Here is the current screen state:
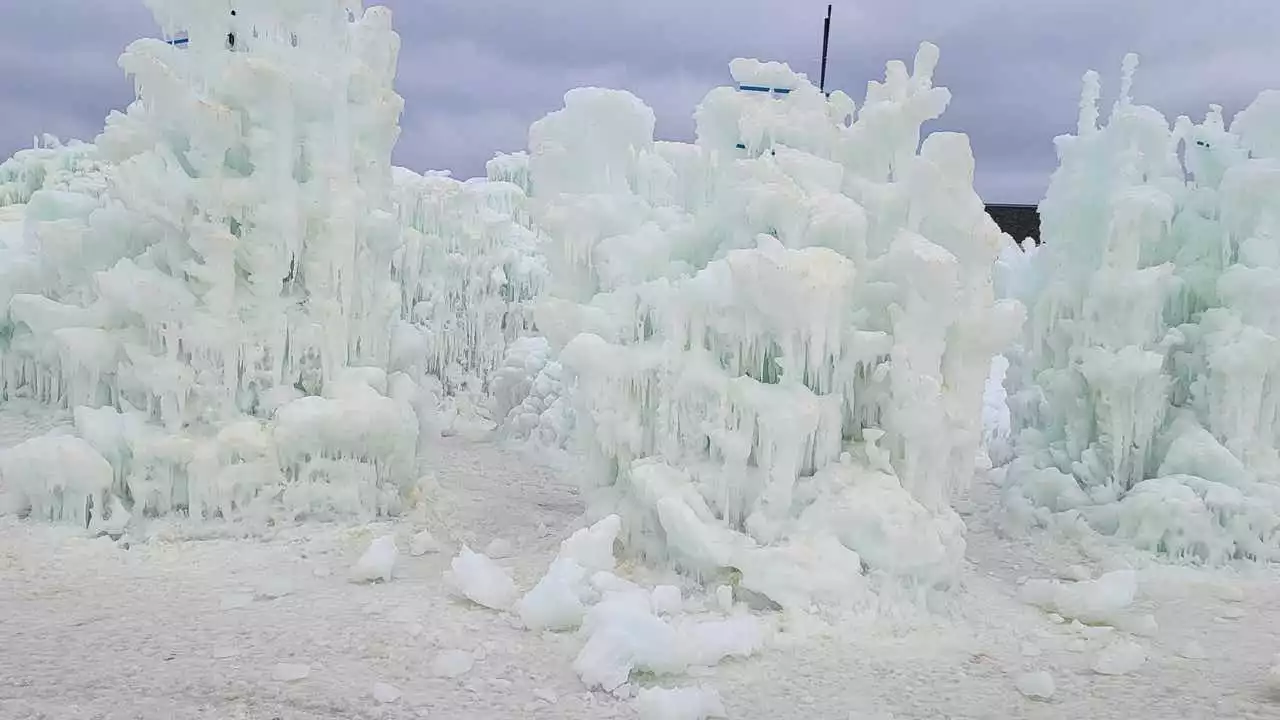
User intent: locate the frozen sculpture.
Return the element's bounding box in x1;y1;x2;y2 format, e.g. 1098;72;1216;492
1005;55;1280;564
493;46;1023;607
0;0;541;526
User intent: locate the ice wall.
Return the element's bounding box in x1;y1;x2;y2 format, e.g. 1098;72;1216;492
1005;55;1280;563
0;1;434;524
507;46;1023;609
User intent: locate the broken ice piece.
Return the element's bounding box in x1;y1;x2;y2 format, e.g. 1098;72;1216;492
448;547;518;610
255;579;294;599
273;663;312;682
485;537;514;559
715;585;733;613
1015;671;1055;700
652;585;683;615
533;688;558;704
1092;638;1146;675
372;682;402;704
431;649;475;678
219;593;254;610
636;685;727;720
410;529;443;556
1178;640;1207;660
350;534;398;583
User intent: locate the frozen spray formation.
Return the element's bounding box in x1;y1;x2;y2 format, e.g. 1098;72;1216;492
0;1;540;525
496;46;1023;606
1005;55;1280;563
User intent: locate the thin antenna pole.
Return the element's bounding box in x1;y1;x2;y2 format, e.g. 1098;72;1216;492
819;4;832;93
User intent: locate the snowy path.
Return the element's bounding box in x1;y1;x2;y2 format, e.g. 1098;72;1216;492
2;418;1279;719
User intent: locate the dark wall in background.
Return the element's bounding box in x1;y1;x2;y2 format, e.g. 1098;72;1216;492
986;204;1040;247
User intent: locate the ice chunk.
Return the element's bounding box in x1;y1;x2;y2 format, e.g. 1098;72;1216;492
559;514;622;573
573;592;766;691
272;663;312;682
635;686;727;720
350;535;398;583
448;547;518;611
517;557;589;631
651;585;683;616
1020;569;1137;626
485;537;515;559
1092;638;1147;675
431;649;475;678
372;682;401;704
1015;671;1055;700
1178;641;1207;660
410;529;443;556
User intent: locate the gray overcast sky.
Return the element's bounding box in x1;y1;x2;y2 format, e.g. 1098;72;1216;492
2;1;1277;203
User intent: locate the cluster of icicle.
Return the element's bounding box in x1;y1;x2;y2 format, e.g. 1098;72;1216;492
389;168;546;397
491;45;1023;610
1004;55;1280;564
0;0;525;527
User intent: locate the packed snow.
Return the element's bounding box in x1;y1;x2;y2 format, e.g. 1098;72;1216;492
1;0;1279;718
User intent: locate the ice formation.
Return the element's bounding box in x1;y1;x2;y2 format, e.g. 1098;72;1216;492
0;1;544;526
496;45;1021;608
1004;54;1280;563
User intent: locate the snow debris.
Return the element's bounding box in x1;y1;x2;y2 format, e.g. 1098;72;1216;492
635;685;727;720
350;534;398;583
1014;671;1056;700
1092;638;1147;675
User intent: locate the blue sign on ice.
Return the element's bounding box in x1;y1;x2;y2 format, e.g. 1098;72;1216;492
736;84;792;95
165;32;189;47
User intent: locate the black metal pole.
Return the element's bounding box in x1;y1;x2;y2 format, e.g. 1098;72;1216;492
819;4;832;93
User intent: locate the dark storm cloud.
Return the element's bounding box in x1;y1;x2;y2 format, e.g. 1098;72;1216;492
3;1;1278;203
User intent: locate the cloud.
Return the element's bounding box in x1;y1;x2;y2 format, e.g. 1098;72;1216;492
2;0;1278;203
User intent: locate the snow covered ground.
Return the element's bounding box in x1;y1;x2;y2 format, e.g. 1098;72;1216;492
2;405;1277;720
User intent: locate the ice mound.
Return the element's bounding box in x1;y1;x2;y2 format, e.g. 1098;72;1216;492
0;435;115;527
1004;53;1280;563
501;44;1021;609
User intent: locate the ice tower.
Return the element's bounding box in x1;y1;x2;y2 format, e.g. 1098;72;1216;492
0;0;426;524
1005;56;1280;564
495;45;1023;610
